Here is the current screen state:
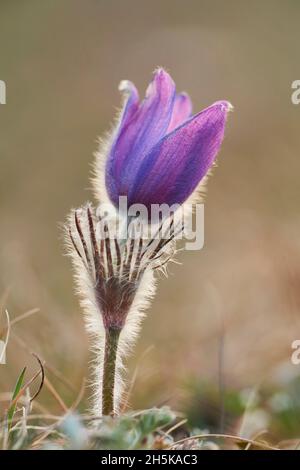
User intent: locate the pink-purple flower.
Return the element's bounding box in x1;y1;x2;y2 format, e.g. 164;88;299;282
105;68;231;211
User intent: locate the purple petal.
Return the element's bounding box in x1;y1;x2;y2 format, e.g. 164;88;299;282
105;80;139;200
117;80;140;131
106;69;176;206
129;101;231;208
167;92;192;132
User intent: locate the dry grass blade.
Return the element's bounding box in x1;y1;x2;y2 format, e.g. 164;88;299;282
164;418;188;436
11;331;76;393
169;433;279;451
9;308;40;327
244;430;269;450
8;357;45;413
43;377;68;413
31;377;86;448
30;353;45;403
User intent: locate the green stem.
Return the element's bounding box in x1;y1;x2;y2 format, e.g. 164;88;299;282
102;327;121;415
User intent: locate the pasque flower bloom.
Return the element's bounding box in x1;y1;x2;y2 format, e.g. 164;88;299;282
104;68;231;212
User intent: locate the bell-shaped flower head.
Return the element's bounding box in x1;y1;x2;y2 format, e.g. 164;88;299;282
101;68;231;214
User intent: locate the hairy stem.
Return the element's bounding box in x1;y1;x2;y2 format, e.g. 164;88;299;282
102;327;121;415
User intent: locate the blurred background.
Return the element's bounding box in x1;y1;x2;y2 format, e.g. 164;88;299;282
1;0;300;439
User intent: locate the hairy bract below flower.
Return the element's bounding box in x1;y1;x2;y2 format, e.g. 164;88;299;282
67;68;231;417
67;206;180;416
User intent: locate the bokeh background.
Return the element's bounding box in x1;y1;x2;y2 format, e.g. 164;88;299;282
1;0;300;437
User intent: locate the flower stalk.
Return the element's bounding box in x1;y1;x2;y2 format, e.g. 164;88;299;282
102;327;121;415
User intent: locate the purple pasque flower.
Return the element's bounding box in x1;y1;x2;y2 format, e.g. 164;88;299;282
105;68;231;212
